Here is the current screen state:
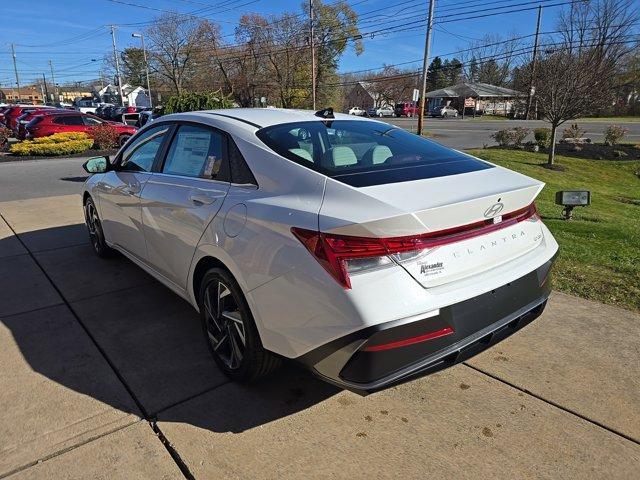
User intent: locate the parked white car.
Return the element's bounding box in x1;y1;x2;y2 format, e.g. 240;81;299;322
82;108;558;393
348;106;365;116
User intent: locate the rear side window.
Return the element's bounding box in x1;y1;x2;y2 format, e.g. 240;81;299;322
162;125;224;179
54;115;84;126
256;120;493;187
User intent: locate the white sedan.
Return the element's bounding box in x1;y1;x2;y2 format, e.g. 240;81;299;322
348;106;366;116
82;108;558;393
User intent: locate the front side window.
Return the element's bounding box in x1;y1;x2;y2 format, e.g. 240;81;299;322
256;120;493;187
162;125;224;179
83;116;102;126
120;125;169;172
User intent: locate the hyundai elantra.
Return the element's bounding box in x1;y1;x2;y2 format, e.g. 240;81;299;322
82;108;558;393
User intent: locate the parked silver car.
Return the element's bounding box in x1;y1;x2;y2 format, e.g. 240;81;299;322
430;105;459;118
366;106;395;117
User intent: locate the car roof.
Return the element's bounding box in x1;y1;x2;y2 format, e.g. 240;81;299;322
170;108;378;130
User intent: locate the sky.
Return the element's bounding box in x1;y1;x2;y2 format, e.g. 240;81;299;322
0;0;583;89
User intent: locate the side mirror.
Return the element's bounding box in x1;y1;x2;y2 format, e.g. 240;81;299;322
82;156;111;174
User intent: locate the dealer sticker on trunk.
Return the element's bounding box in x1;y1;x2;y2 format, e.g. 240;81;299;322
405;220;544;288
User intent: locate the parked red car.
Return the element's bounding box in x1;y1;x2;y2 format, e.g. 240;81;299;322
0;106;12;125
394;102;420;117
26;111;137;146
4;105;56;132
16;108;70;140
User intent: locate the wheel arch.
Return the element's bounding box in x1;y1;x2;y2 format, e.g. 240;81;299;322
192;255;232;307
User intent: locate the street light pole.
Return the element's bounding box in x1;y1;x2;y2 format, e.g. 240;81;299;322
525;5;542;120
416;0;435;137
48;60;57;102
11;44;21;100
110;25;125;106
132;33;152;108
309;0;316;110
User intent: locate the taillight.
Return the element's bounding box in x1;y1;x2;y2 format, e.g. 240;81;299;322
292;203;538;289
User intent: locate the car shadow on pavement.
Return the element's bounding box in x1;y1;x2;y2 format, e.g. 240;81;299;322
0;224;339;434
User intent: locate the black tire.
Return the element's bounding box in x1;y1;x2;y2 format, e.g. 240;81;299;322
118;134;131;147
198;268;280;382
83;197;115;258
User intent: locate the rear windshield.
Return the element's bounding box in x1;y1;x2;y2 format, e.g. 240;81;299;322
256;120;492;187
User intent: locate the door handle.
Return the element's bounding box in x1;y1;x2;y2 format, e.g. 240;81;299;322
188;192;217;205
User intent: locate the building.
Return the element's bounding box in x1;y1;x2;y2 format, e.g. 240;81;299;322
57;88;94;103
0;85;44;104
344;81;381;111
426;82;524;116
95;84;150;107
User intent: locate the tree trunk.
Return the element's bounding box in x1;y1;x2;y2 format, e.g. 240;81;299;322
547;122;558;166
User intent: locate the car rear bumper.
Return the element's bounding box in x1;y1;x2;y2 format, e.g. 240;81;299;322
298;254;555;394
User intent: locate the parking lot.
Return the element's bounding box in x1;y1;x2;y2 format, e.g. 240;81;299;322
1;161;639;478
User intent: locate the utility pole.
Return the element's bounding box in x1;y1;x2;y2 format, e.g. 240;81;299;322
111;25;125;106
525;5;542;120
11;44;21;100
132;33;152;108
48;60;57;102
416;0;435;137
42;73;49;103
309;0;316;110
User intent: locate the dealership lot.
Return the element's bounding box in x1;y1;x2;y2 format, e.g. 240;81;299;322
0;188;638;478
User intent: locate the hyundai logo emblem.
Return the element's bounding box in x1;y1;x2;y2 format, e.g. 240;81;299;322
484;202;504;218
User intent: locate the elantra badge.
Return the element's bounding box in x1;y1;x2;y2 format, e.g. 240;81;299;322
484;202;504;218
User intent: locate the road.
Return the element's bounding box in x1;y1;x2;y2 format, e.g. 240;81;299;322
1;117;638;202
381;117;640;149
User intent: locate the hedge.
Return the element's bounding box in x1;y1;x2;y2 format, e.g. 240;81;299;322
10;132;94;156
164;90;234;114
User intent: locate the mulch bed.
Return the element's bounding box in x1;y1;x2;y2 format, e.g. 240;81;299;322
486;142;640;161
0;148;119;163
550;142;640;161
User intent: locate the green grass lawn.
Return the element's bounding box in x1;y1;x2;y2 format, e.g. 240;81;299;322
467;149;640;312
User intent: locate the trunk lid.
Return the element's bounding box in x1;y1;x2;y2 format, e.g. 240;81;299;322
319;165;546;287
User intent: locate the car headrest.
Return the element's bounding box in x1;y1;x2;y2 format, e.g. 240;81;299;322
328;146;357;167
289;148;313;163
362;145;393;165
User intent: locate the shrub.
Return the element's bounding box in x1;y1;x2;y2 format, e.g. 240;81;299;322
511;127;529;146
9;132;93;157
491;127;530;147
164;90;234;114
491;129;512;147
534;128;551;148
604;125;628;146
88;124;120;149
562;123;586;140
0;126;12;150
30;132;88;144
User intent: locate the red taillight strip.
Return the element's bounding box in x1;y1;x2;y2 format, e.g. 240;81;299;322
362;327;454;352
291;203;538;289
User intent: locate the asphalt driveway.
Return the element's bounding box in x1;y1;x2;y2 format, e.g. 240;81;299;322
0;193;638;479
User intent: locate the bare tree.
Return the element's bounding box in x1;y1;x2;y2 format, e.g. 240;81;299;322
367;65;415;106
145;13;204;95
461;33;523;85
535;0;638;166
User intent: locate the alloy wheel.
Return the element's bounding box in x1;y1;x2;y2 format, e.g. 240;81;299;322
84;201;102;252
202;280;246;370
